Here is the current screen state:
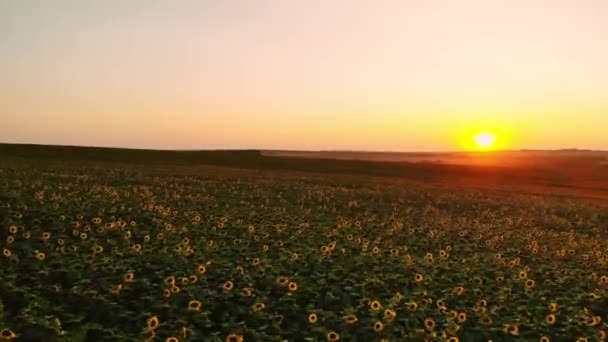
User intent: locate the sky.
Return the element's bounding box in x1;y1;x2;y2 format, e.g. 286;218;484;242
1;0;607;151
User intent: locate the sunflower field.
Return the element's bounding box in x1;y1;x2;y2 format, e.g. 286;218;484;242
1;159;608;342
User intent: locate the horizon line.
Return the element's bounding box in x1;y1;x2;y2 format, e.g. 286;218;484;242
1;141;606;154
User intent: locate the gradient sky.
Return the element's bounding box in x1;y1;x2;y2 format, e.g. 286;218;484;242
2;0;607;151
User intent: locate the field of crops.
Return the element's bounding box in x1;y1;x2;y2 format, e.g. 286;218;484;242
1;156;608;342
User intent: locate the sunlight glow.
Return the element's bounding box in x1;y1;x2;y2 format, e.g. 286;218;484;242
474;132;497;150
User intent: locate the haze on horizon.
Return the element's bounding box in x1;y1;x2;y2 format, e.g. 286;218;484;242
2;0;607;152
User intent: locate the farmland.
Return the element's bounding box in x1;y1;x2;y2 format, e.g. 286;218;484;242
1;144;608;341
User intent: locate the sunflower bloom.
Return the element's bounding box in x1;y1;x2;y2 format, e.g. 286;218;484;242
343;314;358;324
308;313;318;324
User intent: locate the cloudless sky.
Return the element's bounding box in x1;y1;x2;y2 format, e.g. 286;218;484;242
2;0;607;151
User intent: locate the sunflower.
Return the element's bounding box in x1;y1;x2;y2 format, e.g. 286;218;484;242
252;258;261;266
234;265;245;276
110;283;123;295
505;324;519;336
326;331;340;341
518;270;527;280
415;274;424;282
540;336;550;342
308;313;318;324
0;329;16;340
147;316;160;330
525;279;535;289
424;318;435;330
170;285;180;294
125;272;135;283
546;314;556;325
263;245;269;252
180;277;189;286
189;275;198;284
165;276;176;286
453;286;464;296
5;236;14;244
92;245;104;254
188;300;202;311
166;338;179;342
35;252;45;261
480;315;493;326
373;321;384;332
370;300;382;311
344;314;358;324
196;265;207;274
240;287;253;297
601;275;608;285
586;293;600;301
408;302;418;312
384;309;396;321
80;233;88;240
163;289;171;298
447;338;459;342
587;316;601;327
222;281;234;292
288;282;298;292
575;338;588;342
474;305;487;315
372;246;380;254
8;226;18;234
2;249;10;258
457;312;467;323
225;334;244;342
252;302;266;312
42;232;51;241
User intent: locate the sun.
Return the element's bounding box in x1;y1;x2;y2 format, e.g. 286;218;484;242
473;131;497;150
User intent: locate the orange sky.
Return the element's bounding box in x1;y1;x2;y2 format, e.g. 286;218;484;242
1;0;607;151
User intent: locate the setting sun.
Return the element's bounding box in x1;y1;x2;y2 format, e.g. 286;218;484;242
474;132;497;150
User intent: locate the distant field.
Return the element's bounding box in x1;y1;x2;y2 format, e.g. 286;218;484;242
2;143;607;203
1;144;608;341
263;149;608;167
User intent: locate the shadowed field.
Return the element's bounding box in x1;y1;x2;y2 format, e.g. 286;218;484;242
2;143;608;203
